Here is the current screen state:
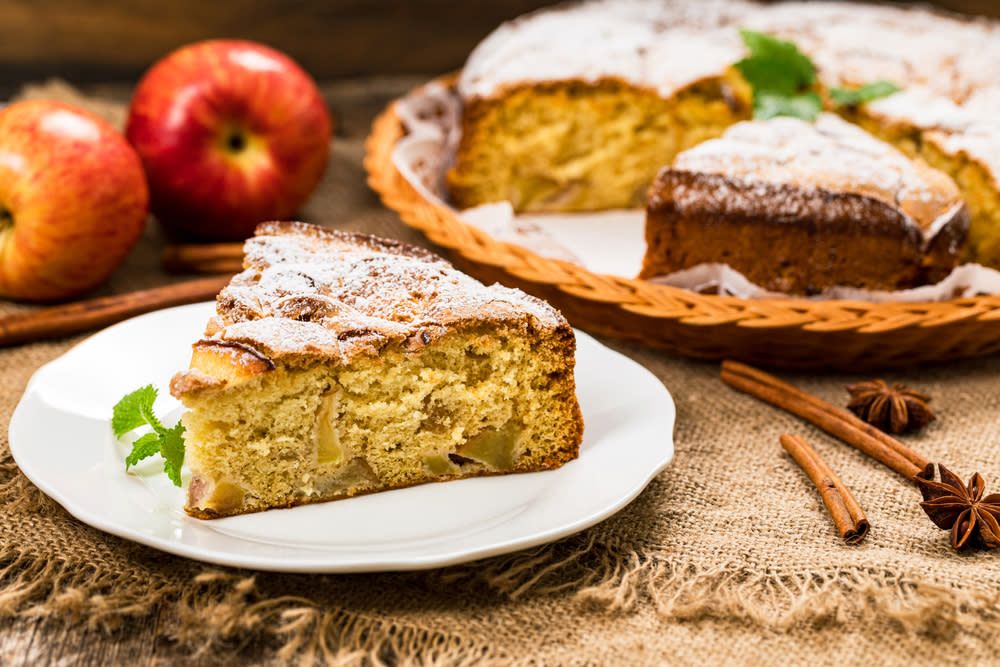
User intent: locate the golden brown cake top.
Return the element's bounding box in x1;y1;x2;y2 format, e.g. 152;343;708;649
662;114;965;239
187;222;569;371
459;1;999;101
458;0;752;100
457;0;1000;187
864;87;1000;190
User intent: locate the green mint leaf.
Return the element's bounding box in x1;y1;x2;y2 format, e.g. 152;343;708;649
735;57;800;96
139;399;165;435
735;29;898;122
754;91;823;121
125;432;162;469
736;29;821;122
829;80;900;108
111;385;158;438
158;423;186;488
737;29;815;92
113;385;186;487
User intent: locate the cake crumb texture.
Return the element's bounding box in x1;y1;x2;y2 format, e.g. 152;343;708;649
171;223;583;518
639;115;969;294
448;0;1000;267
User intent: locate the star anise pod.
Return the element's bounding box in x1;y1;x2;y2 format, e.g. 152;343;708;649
846;379;935;434
916;464;1000;551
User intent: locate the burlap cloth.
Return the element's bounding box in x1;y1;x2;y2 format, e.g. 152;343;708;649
1;80;998;666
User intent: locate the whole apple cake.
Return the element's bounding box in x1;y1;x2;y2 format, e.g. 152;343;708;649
170;222;583;518
639;114;969;294
447;0;1000;268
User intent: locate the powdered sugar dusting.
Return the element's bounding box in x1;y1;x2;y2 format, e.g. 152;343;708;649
863;87;1000;189
458;0;1000;187
461;0;1000;103
390;75;1000;303
670;114;964;240
459;1;749;100
208;222;568;362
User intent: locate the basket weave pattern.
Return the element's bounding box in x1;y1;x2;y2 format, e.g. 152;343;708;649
364;98;1000;370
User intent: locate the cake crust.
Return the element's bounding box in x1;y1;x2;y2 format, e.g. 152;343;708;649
172;221;572;394
172;222;584;519
640;115;969;294
663;115;966;240
447;76;749;212
448;0;1000;267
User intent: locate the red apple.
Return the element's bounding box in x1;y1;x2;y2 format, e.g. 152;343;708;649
125;40;332;241
0;100;148;302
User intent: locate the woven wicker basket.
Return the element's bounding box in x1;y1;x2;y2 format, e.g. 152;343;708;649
364;89;1000;371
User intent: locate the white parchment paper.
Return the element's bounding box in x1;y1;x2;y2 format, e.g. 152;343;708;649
392;82;1000;302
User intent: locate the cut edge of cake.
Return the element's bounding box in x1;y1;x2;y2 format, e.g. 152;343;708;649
445;0;1000;268
170;222;584;519
639;114;969;294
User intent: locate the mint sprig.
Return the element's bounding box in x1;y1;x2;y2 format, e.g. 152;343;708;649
123;432;161;467
736;29;816;95
735;30;899;121
158;424;186;487
829;81;901;108
736;29;821;121
112;385;185;487
754;91;824;121
111;385;158;437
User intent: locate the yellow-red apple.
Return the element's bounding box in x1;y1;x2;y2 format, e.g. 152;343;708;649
126;40;332;241
0;101;148;302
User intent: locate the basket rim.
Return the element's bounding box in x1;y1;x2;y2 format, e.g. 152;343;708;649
363;79;1000;334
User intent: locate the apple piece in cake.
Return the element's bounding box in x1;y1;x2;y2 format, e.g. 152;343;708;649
169;222;583;518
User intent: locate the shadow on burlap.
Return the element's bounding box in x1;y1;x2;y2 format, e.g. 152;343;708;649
1;81;998;666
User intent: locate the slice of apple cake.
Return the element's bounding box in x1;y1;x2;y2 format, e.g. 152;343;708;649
170;222;583;518
640;114;969;295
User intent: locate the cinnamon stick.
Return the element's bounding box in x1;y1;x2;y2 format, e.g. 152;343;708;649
721;360;930;480
162;243;244;274
726;361;929;469
780;434;870;545
0;276;231;347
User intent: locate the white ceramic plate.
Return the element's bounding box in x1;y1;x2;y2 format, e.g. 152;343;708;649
9;303;674;573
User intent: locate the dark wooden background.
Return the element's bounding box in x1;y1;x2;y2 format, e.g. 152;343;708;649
0;0;996;93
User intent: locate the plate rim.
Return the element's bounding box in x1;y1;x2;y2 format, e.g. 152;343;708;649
9;302;675;573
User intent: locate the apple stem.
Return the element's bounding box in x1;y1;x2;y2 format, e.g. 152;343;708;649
0;207;12;232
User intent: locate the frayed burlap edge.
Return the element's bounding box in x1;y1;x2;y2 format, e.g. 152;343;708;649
4;503;1000;666
0;552;504;666
168;572;504;666
0;463;505;666
438;533;1000;639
